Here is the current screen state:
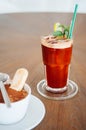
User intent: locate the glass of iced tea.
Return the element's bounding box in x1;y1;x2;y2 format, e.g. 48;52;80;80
41;36;72;93
37;23;78;100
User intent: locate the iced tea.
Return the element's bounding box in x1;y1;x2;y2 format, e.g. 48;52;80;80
41;36;73;92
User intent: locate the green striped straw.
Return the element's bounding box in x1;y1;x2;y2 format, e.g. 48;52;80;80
69;4;78;39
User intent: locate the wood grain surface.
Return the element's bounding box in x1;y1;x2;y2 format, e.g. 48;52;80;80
0;13;86;130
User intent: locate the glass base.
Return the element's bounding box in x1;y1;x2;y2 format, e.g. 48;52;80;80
45;84;67;93
37;79;78;100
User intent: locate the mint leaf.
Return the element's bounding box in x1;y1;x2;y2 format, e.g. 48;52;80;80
64;28;69;38
53;31;63;37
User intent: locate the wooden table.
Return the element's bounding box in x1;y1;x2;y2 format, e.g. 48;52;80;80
0;13;86;130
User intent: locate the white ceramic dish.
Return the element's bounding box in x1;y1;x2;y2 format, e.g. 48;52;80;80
0;83;31;124
0;95;45;130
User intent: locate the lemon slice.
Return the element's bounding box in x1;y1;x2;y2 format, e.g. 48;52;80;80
10;68;28;91
54;23;62;32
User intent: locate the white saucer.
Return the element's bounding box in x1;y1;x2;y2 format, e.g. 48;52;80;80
0;95;45;130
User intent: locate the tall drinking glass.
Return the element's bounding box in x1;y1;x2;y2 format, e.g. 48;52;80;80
37;35;78;100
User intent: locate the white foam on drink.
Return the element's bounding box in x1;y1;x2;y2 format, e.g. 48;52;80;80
41;35;73;49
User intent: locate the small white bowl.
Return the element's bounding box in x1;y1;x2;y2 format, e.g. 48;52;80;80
0;83;31;124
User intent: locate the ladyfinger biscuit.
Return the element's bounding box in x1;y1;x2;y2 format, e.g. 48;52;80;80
10;68;28;91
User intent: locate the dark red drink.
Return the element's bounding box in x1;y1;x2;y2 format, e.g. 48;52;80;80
41;36;73;92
